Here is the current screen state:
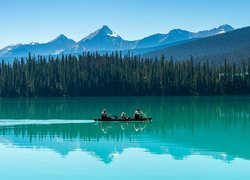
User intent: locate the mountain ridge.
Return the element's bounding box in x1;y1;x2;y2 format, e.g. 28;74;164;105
143;26;250;64
0;24;235;61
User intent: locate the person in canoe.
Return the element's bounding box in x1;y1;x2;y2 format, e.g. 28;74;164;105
134;108;144;119
121;112;127;120
101;109;112;120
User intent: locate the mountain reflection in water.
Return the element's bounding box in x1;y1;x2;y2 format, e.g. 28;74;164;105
0;96;249;164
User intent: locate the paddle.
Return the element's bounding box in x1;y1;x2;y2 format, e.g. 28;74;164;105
140;111;146;118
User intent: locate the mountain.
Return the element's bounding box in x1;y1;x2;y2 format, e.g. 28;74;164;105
78;25;134;51
45;34;76;54
0;44;23;56
143;27;250;64
66;24;234;55
0;34;76;60
0;24;235;61
192;24;234;38
133;24;234;49
133;30;192;49
66;25;135;53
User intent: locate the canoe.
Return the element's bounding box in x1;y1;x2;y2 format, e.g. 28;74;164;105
94;117;152;122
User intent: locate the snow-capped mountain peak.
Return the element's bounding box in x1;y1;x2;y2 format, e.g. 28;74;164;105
0;44;23;56
218;24;234;30
216;24;234;34
191;24;234;38
81;25;121;42
77;25;124;51
101;25;120;38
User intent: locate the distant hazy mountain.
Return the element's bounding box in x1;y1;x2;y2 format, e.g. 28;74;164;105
133;29;192;49
143;27;250;64
0;34;76;59
133;24;234;49
0;24;234;61
192;24;234;38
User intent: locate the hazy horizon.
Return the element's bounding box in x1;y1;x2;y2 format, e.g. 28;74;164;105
0;0;249;48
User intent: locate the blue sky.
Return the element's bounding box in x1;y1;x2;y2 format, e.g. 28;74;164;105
0;0;249;48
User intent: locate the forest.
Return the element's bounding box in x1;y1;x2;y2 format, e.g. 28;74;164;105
0;52;249;97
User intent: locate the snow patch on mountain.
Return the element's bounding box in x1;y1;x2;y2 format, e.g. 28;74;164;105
29;42;39;45
6;47;12;51
54;49;64;55
107;32;119;37
217;30;226;34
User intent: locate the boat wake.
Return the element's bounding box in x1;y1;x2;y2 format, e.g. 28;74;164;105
0;119;94;126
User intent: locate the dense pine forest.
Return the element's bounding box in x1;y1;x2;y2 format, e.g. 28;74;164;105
0;52;249;97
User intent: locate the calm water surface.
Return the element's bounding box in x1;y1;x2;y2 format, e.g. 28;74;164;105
0;96;250;180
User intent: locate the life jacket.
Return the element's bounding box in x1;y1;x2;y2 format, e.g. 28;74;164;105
134;114;140;119
134;111;140;119
101;112;107;119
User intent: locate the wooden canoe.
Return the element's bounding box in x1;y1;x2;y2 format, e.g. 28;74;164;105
94;117;152;122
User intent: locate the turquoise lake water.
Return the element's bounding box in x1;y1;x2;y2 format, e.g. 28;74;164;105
0;96;250;180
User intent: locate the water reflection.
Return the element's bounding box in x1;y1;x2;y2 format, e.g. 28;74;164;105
98;121;150;134
0;96;249;122
0;96;249;164
0;119;249;164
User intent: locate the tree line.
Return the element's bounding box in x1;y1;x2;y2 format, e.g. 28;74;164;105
0;52;249;97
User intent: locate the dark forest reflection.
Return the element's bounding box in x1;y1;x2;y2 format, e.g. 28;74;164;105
0;96;250;163
0;96;249;123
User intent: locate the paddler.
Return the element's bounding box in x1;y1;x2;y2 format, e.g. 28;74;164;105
101;109;112;120
121;112;126;120
134;108;143;119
